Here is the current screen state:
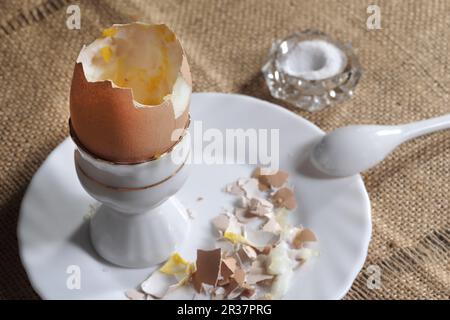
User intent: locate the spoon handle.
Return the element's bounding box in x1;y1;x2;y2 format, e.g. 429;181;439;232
401;114;450;140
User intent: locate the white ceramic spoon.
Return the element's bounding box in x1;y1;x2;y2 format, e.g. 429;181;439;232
311;114;450;177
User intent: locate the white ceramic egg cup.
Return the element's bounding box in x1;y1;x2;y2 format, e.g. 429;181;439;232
71;122;191;268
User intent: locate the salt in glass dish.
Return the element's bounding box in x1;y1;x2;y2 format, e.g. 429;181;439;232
262;30;362;112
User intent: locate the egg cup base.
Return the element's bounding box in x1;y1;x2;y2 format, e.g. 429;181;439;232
90;197;190;268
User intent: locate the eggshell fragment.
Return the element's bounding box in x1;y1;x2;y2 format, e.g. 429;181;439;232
70;23;191;163
141;271;178;298
241;285;256;299
212;214;230;234
219;257;237;285
262;217;282;234
232;268;246;286
246;255;273;285
246;273;274;285
226;178;260;198
239;178;260;198
215;239;235;253
192;249;222;293
211;286;226;300
225;181;246;196
246;229;280;249
272;187;297;210
125;289;146;300
221;268;245;299
238;245;258;262
223;215;244;236
292;228;317;248
223;278;240;298
252;168;288;190
247;197;274;216
234;207;255;223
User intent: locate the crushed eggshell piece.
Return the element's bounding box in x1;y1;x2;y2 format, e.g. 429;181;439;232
248;197;274;216
238;178;260;198
253;167;289;190
262;217;282;234
257;293;274;300
212;214;230;234
192;249;222;293
223;269;246;299
264;171;288;188
212;286;226;300
246;229;280;249
215;239;235;253
224;215;243;234
234;207;255;223
219;257;237;285
246;273;274;285
233;268;246;286
223;278;240;298
225;181;246;196
292;228;317;249
241;285;256;299
222;216;246;244
222;257;237;274
226;178;260;198
238;245;258;262
250;255;268;271
141;271;178;298
272;187;297;210
125;289;146;300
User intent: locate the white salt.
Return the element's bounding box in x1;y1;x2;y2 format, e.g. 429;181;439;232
279;40;347;80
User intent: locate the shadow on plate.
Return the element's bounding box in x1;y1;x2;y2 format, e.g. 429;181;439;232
68;217;117;268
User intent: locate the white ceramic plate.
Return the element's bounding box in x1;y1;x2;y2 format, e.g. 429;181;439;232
18;93;371;300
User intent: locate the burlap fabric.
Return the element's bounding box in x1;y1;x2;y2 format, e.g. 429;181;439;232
0;0;449;300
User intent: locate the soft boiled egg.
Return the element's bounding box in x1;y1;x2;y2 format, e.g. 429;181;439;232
70;22;192;163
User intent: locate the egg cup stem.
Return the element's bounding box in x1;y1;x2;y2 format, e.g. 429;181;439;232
90;198;190;268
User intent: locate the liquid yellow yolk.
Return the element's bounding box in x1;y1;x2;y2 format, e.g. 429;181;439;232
102;27;117;38
144;43;170;105
96;25;177;105
154;24;176;43
164;32;175;43
159;253;190;275
100;46;112;63
224;232;248;244
112;58;126;87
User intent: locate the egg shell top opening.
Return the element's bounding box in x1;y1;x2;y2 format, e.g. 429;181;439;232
70;23;191;163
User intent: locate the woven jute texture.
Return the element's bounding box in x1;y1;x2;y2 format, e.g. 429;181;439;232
0;0;449;299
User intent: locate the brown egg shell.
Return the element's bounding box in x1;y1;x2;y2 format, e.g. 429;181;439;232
70;56;191;164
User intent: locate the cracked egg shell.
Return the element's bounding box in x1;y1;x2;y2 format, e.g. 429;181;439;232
70;23;191;163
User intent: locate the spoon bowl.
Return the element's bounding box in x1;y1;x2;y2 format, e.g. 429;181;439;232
311;114;450;177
